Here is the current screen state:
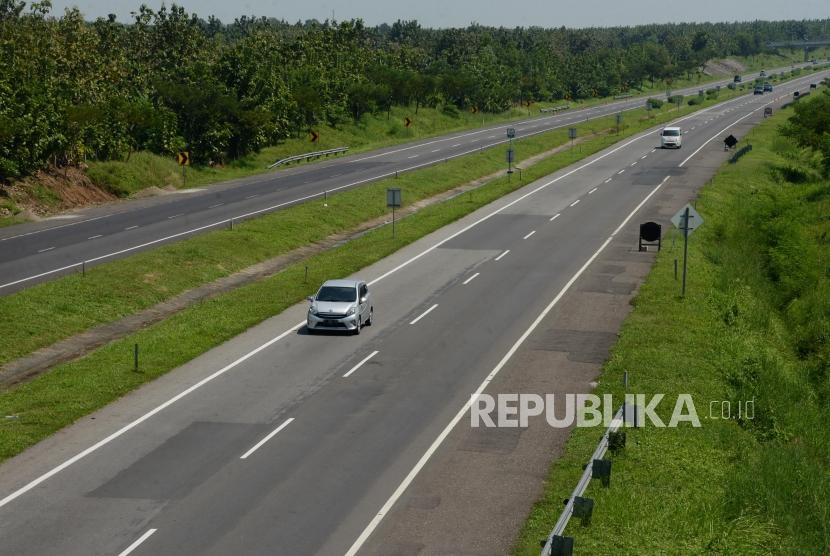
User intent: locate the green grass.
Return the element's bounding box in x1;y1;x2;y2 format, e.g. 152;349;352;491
0;86;756;372
514;92;830;555
0;85;764;463
0;198;23;227
77;53;830;199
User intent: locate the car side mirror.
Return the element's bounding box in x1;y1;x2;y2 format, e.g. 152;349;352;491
307;296;314;303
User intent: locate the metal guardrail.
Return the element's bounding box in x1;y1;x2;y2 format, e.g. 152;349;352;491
540;404;626;556
540;105;570;114
268;146;349;169
613;93;633;100
729;144;753;164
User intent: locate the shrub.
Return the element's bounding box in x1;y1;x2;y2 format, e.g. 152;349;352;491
646;98;664;109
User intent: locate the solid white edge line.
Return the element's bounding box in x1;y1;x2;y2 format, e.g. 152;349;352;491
239;417;295;460
523;230;536;240
1;72;812;506
118;528;157;556
0;322;303;509
1;71;798;291
342;351;380;379
679;102;767;167
494;249;510;261
409;304;438;325
570;199;580;207
462;273;480;285
344;174;673;556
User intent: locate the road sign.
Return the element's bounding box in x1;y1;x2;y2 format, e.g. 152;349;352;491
386;188;401;208
724;134;738;149
568;128;577;140
671;204;703;237
176;151;190;166
387;188;402;238
506;128;516;139
404;117;412;128
310;130;319;143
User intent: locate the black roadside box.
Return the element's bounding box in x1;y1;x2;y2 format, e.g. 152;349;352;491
639;222;661;252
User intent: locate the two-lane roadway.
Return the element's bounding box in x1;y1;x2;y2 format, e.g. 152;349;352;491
0;61;821;294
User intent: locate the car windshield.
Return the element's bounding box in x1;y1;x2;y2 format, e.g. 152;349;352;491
316;286;357;302
663;129;680;137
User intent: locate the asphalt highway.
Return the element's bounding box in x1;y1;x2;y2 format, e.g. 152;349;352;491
0;68;825;555
0;61;821;294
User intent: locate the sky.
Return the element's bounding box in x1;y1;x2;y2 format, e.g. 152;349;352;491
47;0;829;28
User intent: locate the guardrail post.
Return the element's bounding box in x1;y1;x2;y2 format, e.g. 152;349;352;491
133;343;139;372
591;459;612;487
572;497;594;526
608;431;626;453
546;535;574;556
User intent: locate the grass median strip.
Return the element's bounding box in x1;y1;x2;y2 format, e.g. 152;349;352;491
0;87;759;373
0;85;765;463
514;93;830;555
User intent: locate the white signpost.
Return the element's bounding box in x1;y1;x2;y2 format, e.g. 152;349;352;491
671;203;704;297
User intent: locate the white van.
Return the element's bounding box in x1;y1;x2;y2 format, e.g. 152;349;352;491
660;127;682;149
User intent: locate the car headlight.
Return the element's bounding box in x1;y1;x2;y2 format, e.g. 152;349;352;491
308;306;317;316
346;306;355;316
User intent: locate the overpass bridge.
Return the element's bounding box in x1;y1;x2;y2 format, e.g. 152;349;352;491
767;39;830;61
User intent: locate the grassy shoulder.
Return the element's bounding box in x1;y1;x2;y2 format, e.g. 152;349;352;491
514;94;830;554
80;53;827;198
0;85;760;463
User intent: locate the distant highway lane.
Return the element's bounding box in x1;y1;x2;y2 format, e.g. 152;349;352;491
0;68;826;555
0;61;821;295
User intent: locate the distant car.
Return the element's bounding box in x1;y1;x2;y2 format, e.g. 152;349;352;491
734;75;742;83
763;83;773;92
810;83;817;89
760;70;767;77
306;279;373;335
763;107;773;118
754;86;764;95
794;91;801;98
660;126;682;149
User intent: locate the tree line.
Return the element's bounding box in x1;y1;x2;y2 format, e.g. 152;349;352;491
1;0;828;180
